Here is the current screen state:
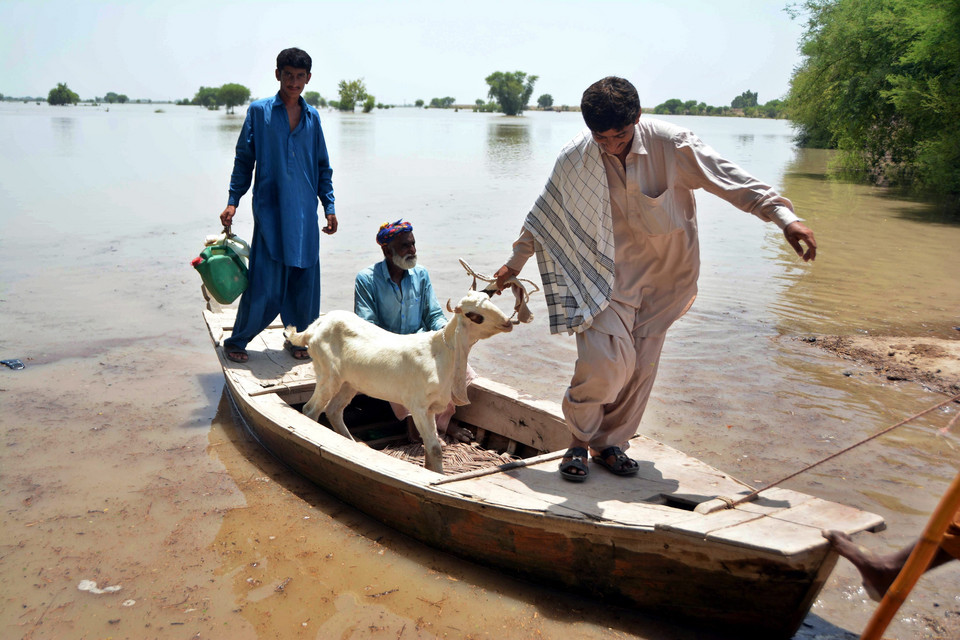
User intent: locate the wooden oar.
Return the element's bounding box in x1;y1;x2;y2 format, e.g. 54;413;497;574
860;468;960;640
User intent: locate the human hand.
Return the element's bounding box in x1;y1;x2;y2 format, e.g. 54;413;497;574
323;213;338;235
784;221;817;262
220;205;236;228
493;265;519;293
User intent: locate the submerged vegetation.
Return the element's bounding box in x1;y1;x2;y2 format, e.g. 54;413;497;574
786;0;960;208
485;71;538;116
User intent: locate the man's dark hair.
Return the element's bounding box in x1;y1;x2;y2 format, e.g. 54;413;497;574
277;48;312;73
580;77;641;132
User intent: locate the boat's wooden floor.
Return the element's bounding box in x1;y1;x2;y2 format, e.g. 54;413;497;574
205;308;884;556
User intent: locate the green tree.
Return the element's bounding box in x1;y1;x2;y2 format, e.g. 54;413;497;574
104;91;120;103
218;83;250;114
485;71;538;116
47;82;79;106
304;91;326;108
731;90;758;109
362;95;376;113
337;78;368;111
760;99;784;119
787;0;960;202
117;94;129;104
429;96;455;108
653;98;683;115
192;86;220;108
537;93;554;109
415;99;424;107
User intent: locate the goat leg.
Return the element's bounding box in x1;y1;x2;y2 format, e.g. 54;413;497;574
411;409;444;473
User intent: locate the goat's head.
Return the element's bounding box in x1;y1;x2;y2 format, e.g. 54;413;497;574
446;290;513;338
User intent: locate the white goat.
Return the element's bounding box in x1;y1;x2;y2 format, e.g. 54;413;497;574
284;290;514;473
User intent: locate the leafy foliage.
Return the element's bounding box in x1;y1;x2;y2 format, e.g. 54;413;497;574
485;71;538;116
192;86;220;108
537;94;554;109
731;90;758;109
47;82;79;106
219;83;250;114
362;95;376;113
104;92;128;104
337;79;368;112
429;96;455;108
304;91;326;108
650;96;786;119
787;0;960;203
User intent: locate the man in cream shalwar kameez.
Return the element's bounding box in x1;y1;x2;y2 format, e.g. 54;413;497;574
495;77;817;481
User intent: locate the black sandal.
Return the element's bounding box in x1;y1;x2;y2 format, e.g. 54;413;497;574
283;340;310;360
225;347;248;363
559;447;589;482
592;446;639;476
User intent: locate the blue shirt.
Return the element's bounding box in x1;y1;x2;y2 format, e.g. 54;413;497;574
354;261;447;334
228;93;335;268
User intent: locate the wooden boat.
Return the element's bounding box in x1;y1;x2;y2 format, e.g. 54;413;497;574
202;291;884;639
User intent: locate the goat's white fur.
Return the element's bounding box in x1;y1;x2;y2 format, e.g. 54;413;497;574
284;290;513;473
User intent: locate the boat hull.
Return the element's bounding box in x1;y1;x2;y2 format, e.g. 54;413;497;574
225;373;836;638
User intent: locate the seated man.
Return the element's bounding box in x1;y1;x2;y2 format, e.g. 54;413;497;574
355;219;474;442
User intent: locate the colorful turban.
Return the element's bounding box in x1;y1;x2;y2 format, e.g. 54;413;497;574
376;219;413;246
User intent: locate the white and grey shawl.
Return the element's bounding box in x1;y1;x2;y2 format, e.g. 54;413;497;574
523;130;615;335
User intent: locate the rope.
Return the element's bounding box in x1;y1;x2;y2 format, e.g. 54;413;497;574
458;258;540;323
729;391;960;508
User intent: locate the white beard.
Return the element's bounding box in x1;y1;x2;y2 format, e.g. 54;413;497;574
391;253;418;270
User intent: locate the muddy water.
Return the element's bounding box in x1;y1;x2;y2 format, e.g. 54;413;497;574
1;104;958;639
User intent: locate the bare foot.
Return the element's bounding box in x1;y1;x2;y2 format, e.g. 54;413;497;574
441;420;473;443
823;530;900;601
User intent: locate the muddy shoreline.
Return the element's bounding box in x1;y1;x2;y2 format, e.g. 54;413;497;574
803;335;960;396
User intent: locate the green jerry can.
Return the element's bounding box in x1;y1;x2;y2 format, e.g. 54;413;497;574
192;232;250;304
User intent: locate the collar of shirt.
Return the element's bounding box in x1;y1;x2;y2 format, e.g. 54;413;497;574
375;259;408;294
268;92;309;128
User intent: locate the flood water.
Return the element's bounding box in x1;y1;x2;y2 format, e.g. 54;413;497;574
1;102;958;639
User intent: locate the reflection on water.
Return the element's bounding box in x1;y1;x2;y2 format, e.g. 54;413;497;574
213;115;244;147
485;119;532;174
51;116;77;155
774;149;960;338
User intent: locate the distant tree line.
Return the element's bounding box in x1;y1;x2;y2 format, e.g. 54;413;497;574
180;83;251;113
103;91;129;104
651;90;786;119
786;0;959;207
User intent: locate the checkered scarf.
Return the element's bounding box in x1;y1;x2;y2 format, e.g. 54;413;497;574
523;130;615;335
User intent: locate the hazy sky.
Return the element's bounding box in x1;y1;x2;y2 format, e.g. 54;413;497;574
2;0;807;107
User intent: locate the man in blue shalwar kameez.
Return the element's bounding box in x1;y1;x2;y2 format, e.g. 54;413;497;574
219;47;337;363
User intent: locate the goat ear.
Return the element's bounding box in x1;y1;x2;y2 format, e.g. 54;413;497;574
465;311;484;324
